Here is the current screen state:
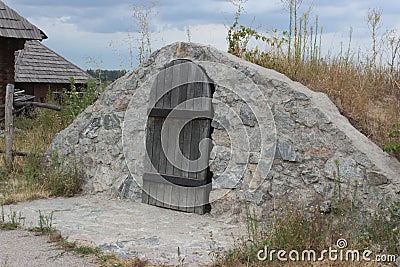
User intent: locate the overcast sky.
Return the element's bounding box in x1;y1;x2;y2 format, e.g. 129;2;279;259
3;0;400;70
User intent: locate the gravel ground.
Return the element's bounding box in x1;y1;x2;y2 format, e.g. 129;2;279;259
0;230;97;267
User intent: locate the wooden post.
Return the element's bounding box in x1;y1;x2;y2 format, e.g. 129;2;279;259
5;84;14;168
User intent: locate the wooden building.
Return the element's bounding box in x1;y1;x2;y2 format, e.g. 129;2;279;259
15;40;91;102
0;1;46;116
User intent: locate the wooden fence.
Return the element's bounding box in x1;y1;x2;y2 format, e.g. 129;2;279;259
1;83;61;169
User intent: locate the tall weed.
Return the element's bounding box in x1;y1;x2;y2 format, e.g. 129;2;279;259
226;1;400;158
61;78;100;125
0;77;99;204
212;167;399;266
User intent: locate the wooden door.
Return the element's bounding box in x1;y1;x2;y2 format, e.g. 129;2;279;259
142;59;213;214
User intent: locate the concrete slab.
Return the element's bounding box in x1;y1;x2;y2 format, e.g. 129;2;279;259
4;195;244;266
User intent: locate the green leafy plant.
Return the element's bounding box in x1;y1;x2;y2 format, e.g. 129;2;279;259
73;245;101;255
29;210;55;234
0;206;23;230
384;123;400;153
177;246;185;267
361;198;400;255
21;150;82;198
61;78;99;125
226;0;278;59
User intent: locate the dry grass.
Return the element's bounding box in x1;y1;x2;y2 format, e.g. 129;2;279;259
228;1;400;159
253;55;400;152
222;7;400;264
0;81;102;205
210;201;399;267
0;179;50;205
0;94;85;205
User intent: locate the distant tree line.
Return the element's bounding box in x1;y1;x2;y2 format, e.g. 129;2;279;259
86;69;127;83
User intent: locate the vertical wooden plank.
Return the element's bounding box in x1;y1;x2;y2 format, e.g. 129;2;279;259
156;182;165;208
151;117;162;173
193;69;204;111
179;124;190;178
200;83;212;181
163;183;173;209
181;122;191;178
175;65;190;178
171;184;181;210
5;84;14;168
186;64;196;111
170;64;182;177
142;180;150;204
179;187;188;212
173;119;183;178
155;70;166;108
159;67;171;176
194;187;205;214
186;187;196;213
178;120;186;175
166;118;177;176
149;82;157;110
163;65;173;109
162;63;174;176
202;82;212;111
165;119;175;176
182;64;195;179
179;62;189;108
158;118;168;175
197;119;210;180
148;182;157;206
189;120;200;179
171;64;181;109
145;117;155;172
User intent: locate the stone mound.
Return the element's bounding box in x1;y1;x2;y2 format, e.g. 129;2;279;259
48;42;400;219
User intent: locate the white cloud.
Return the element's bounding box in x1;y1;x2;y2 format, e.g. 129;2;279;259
5;0;400;70
28;14;230;70
153;23;228;52
28;16;131;69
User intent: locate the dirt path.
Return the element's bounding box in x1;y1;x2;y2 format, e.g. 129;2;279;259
0;230;97;267
1;194;243;266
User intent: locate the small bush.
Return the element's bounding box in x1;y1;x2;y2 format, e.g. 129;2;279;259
61;78;100;125
384;123;400;156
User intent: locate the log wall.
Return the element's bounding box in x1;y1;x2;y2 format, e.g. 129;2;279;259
0;37;25;117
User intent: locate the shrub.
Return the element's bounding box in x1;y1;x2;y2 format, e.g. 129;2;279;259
384;123;400;155
61;78;100;125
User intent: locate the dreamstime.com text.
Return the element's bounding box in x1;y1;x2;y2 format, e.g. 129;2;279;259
257;239;398;263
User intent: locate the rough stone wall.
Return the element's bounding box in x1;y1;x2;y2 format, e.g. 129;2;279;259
48;42;400;219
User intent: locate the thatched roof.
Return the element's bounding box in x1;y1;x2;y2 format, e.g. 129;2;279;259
0;1;46;40
15;40;91;84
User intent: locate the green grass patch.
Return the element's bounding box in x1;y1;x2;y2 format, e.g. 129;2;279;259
0;79;100;205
